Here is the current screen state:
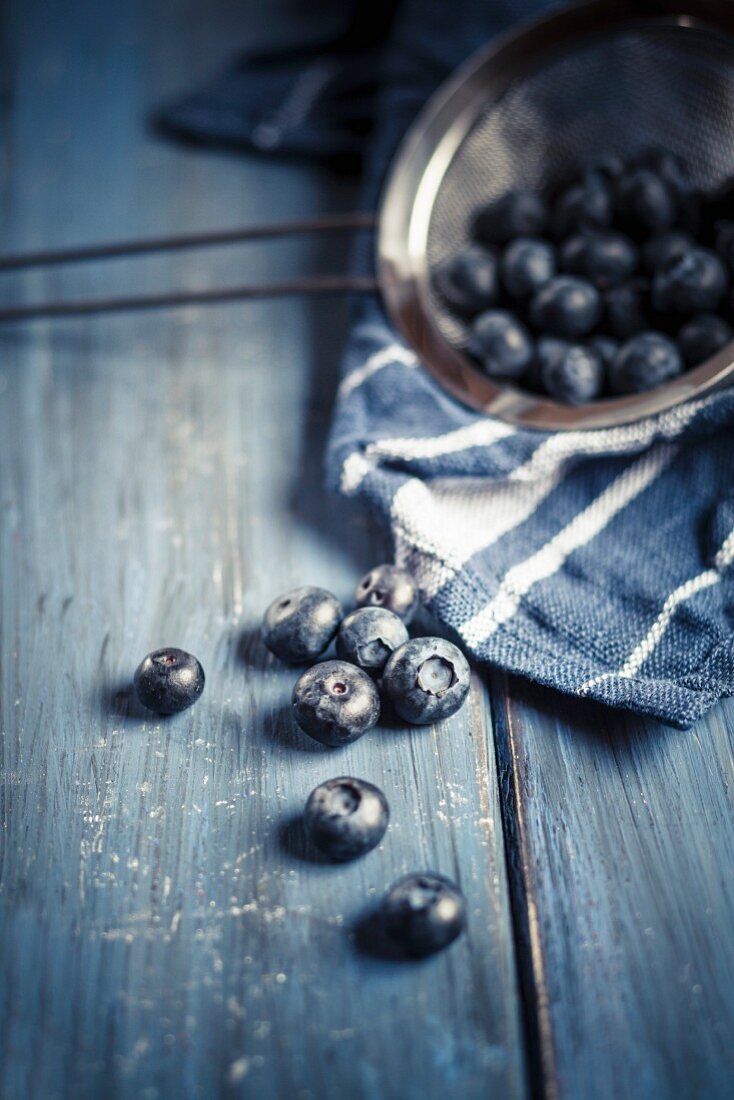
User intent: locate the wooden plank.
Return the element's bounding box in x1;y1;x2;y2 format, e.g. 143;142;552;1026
493;674;734;1100
0;2;528;1097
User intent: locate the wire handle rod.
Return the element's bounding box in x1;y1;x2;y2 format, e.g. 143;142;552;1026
0;275;380;323
0;212;377;271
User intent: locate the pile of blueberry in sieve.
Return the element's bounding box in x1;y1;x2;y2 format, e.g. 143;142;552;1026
436;150;734;404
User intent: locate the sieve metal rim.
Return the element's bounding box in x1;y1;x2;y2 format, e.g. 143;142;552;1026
377;0;734;431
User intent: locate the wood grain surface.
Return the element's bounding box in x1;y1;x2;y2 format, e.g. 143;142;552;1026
0;3;525;1098
493;675;734;1100
0;2;733;1099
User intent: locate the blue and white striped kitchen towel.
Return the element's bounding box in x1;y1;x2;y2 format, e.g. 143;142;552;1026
329;306;734;728
326;0;734;729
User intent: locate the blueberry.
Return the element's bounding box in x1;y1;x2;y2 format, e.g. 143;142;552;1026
541;344;604;404
700;177;734;229
589;155;625;184
133;648;205;715
529;276;601;339
614;168;676;236
560;231;638;288
641;231;693;275
677;314;733;368
500;237;556;299
714;221;734;271
437;243;499;315
292;660;380;747
355;564;419;624
533;335;570;376
383;872;466;956
535;335;571;370
677;189;703;237
336;607;409;676
470;310;534;379
652;248;728;315
551;175;612;239
609;332;683;395
473;189;548;245
304;777;389;860
632;149;691;202
604;280;651;339
262;586;342;663
589;334;620;370
523;336;569;394
382;637;470;725
699;177;734;234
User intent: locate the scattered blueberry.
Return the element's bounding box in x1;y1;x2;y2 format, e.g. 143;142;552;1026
473;189;548;245
133;648;205;715
603;280;651;340
677;314;733;368
262;586;342;663
588;334;620;371
383;872;466;957
652;248;729;315
304;777;389;860
560;230;638;288
615;168;676;236
541;344;604;404
470;310;534;379
551;175;612;239
529;276;602;338
437;243;499;315
336;607;409;676
609;332;683;395
641;231;693;275
355;564;420;624
292;660;381;747
382;637;471;725
501;237;556;299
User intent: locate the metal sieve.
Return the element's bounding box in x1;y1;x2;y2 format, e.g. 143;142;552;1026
3;0;734;431
378;0;734;429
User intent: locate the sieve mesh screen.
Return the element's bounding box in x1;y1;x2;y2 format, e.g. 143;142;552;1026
426;24;734;353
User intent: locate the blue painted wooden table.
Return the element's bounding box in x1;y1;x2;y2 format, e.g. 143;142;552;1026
1;3;733;1098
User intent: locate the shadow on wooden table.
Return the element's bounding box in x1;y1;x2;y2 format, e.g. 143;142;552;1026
107;679;159;722
494;669;682;752
351;906;436;965
289;204;389;575
276;812;348;866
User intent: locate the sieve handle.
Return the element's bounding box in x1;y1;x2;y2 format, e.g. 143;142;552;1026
0;212;379;322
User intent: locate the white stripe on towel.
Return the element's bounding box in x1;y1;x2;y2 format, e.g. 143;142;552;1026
389;469;565;599
341;453;374;494
341;382;719;496
368;418;516;462
338;344;418;399
510;391;720;483
460;444;678;647
376;395;722;598
579;526;734;692
340;418;516;494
